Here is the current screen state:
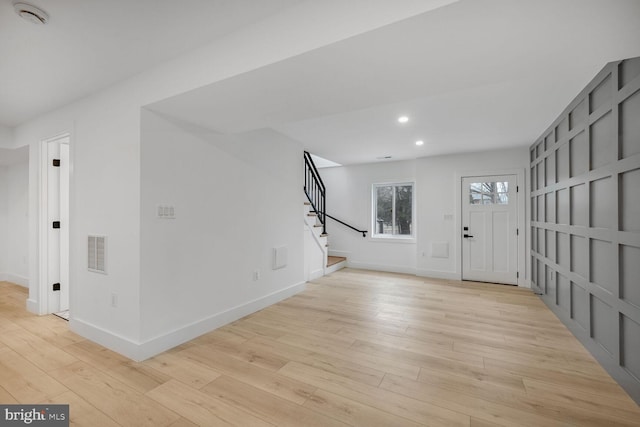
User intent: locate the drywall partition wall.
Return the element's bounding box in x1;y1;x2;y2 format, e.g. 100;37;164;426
320;146;529;279
6;160;29;286
10;2;459;359
139;111;304;357
530;57;640;403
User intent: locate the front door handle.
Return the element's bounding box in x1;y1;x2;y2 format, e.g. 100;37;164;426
464;234;474;238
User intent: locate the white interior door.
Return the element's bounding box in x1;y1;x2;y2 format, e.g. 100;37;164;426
59;143;70;311
46;139;70;313
462;175;518;285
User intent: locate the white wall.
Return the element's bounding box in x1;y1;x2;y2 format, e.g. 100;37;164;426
321;160;418;274
0;125;12;148
321;146;530;281
0;166;7;279
6;160;29;285
138;111;305;358
8;2;453;359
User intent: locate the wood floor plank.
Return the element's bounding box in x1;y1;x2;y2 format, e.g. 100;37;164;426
0;347;68;403
279;361;470;426
49;361;180;427
142;351;222;389
303;388;422;427
0;327;78;372
41;390;120;427
201;375;348;427
146;379;272;427
179;345;316;405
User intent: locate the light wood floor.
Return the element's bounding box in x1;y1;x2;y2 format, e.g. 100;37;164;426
1;269;639;426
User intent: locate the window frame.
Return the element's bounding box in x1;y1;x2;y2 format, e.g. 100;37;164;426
371;181;416;241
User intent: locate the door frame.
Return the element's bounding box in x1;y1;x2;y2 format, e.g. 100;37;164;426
455;168;527;287
37;133;71;314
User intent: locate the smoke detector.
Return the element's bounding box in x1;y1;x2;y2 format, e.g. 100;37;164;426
14;2;49;25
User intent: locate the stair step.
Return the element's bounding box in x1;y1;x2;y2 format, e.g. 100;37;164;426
320;233;328;237
327;256;347;267
313;224;322;228
307;213;317;217
304;202;311;205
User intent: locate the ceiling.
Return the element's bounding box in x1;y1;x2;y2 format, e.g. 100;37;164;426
0;0;299;127
149;0;640;165
2;1;639;166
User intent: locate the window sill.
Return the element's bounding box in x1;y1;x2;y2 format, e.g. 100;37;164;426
370;235;416;244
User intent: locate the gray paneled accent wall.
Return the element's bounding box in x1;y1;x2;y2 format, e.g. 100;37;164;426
530;56;640;404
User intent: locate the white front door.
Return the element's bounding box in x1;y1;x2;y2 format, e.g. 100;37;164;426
462;175;518;285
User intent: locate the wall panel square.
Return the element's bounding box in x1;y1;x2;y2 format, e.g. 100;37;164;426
590;239;615;294
545;192;555;223
545;154;555;186
571;282;588;330
557;143;570;182
557;188;569;225
620;89;640;159
622;315;640;381
557;273;570;312
556;117;569;142
570;131;588;177
590;176;614;229
537;227;545;257
619;57;640;89
545;229;556;262
537;162;545;190
620;168;640;232
571;235;588;279
591;294;616;355
570;99;587;131
570;183;587;227
557;232;569;269
537;194;544;223
590;111;612;170
620;244;640;309
590;74;612;113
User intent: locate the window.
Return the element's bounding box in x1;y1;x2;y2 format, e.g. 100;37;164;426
373;182;414;238
469;181;509;205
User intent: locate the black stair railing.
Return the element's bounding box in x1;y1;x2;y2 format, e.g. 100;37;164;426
304;151;326;235
303;151;367;237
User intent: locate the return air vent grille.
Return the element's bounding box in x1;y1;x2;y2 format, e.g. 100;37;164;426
88;235;107;274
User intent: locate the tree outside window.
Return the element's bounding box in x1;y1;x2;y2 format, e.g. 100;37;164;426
373;183;414;237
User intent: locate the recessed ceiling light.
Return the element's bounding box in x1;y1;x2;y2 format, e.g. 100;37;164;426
14;2;49;24
397;116;409;124
415;140;424;146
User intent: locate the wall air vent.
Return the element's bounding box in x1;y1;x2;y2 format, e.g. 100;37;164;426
88;235;107;274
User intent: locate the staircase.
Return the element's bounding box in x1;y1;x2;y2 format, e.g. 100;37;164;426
303;152;366;278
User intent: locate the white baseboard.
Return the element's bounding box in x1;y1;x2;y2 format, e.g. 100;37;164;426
6;273;29;287
26;298;40;314
348;261;416;275
309;268;324;281
71;281;306;362
0;273;6;281
415;268;459;281
325;260;346;275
